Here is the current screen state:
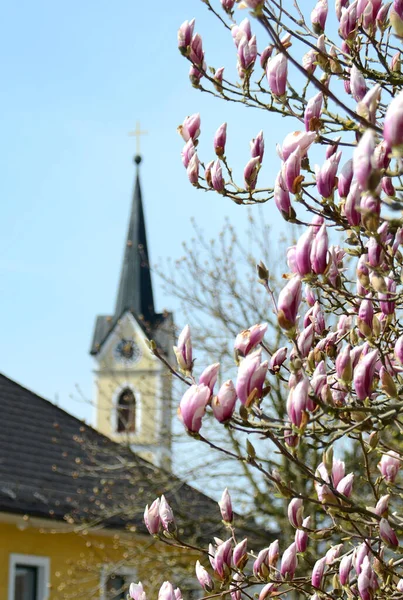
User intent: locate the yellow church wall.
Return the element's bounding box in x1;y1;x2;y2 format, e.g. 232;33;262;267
0;517;196;599
94;313;172;464
96;371;159;446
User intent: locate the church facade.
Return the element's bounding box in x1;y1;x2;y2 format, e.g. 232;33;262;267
90;154;174;471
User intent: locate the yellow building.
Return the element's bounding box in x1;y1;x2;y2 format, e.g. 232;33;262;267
0;153;223;600
0;371;219;600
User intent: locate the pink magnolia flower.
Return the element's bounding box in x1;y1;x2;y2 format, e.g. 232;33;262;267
280;542;297;580
339;1;358;38
199;363;220;393
353;349;378;400
311;0;328;32
181;140;196;168
295;226;314;275
250;130;265;162
158;582;176;600
195;561;213;591
302;49;317;74
391;0;403;37
266;53;288;96
177;19;195;52
336;473;354;497
339;554;353;585
311;223;329;274
304;92;323;131
378;451;401;483
212;380;237;422
179;384;211;432
214;539;233;578
338;159;353;197
277;276;302;330
377;2;391;27
287;378;310;427
173;325;193;372
287;498;304;528
350;64;367;101
270;347;287;372
380;518;399;547
144;498;160;535
130;582;147;600
315;152;341;198
357;557;377;600
353;129;376;191
236;349;268;405
179;113;201;142
258;583;278;600
237;34;257;77
159;495;175;531
189;33;204;67
234;323;268;356
210;159;225;192
395;335;403;364
233;538;248;568
281;130;316;161
384;89;403;148
218;488;233;523
268;539;279;567
283;147;302;194
295;516;311;552
312;557;326;589
244;156;260;190
187;154;200;186
335;344;352;382
231;18;252;47
375;495;390;517
358;84;381;124
297;324;314;358
214;123;227;156
221;0;235;11
253;547;270;579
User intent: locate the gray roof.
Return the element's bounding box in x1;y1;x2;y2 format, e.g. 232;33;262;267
90;310;174;356
0;372;263;544
115;155;155;322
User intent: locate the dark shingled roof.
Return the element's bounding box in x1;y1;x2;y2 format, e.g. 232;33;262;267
90;156;170;356
115;157;154;322
0;372;240;540
90;310;173;357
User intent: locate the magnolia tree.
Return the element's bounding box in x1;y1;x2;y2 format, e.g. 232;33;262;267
132;0;403;599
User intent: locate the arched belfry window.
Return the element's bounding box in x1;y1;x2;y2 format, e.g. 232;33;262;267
117;388;136;433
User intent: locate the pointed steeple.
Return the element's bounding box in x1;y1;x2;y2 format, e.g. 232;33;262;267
114;155;155;322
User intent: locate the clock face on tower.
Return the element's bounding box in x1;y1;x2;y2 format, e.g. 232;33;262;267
114;338;141;364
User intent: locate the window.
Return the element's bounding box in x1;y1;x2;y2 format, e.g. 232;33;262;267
100;566;137;600
105;574;126;599
8;554;50;600
116;388;136;433
15;566;37;600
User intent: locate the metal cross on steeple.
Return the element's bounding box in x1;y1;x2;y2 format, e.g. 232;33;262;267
129;121;148;155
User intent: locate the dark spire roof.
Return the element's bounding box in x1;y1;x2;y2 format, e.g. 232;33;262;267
90;153;174;357
114;155;155;322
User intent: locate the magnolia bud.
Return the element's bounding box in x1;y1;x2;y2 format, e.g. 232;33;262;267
266;53;288;96
288;498;304;528
218;488;233;523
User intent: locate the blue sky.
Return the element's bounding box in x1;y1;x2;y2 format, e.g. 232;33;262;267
0;0;288;423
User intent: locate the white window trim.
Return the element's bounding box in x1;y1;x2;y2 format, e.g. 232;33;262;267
111;382;142;436
8;553;50;600
100;564;137;600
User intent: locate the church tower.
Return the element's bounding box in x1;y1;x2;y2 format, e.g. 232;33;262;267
90;154;174;471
